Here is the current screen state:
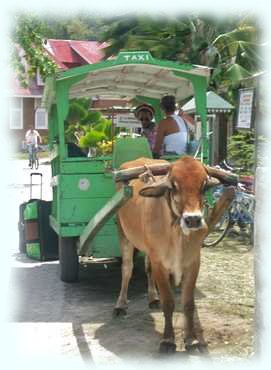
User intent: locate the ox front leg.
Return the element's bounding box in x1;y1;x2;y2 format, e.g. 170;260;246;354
181;256;200;351
114;231;134;317
151;262;176;354
145;255;159;308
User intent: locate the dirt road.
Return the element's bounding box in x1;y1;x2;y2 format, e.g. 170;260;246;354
5;159;255;366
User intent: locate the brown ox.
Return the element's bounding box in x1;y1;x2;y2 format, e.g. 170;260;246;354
114;156;234;354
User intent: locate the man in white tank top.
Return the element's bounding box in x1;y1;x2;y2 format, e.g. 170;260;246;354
152;95;188;158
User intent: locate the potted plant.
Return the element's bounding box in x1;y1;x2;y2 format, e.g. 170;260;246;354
79;130;106;157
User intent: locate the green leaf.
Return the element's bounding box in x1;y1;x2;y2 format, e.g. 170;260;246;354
79;130;106;148
222;63;252;82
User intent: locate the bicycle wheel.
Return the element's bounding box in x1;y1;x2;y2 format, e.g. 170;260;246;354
203;206;231;247
238;222;254;249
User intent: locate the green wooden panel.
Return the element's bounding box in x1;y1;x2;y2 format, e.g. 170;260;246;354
82;223;121;258
52;187;58;219
91;233;121;258
79;185;132;255
112;137;152;169
60;158;112;174
59;174;115;199
59;198;117;223
93;223;118;236
50;216;120;257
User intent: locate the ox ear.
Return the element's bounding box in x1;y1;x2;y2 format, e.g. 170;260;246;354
139;179;172;197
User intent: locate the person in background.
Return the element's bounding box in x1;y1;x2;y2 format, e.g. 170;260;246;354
25;128;42;166
178;108;199;155
152;95;188;159
134;104;157;151
178;108;195;130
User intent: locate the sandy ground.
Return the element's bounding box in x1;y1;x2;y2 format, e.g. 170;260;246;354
4;159;256;367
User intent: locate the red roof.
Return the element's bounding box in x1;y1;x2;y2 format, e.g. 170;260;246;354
11;39;108;96
9;72;43;97
44;39;107;69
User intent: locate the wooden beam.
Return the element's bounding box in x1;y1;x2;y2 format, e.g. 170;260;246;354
113;163;170;182
78;185;133;255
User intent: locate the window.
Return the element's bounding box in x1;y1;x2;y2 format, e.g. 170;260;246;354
35;99;48;129
36;69;44;86
9;98;23;129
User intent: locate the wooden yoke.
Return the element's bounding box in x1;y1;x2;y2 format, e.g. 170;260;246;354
113;163;170;183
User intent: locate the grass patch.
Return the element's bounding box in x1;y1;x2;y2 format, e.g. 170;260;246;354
11;151;50;160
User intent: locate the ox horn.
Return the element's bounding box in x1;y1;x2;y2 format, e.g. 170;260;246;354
205;176;221;189
204;165;239;186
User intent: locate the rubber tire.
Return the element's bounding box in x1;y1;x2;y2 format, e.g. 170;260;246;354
203;208;231;247
59;237;79;282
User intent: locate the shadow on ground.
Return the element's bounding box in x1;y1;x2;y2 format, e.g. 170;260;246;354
10;254;209;361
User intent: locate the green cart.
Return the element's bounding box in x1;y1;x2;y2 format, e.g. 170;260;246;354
42;51;210;282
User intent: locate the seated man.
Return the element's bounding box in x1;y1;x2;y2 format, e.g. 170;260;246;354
67;142;87;157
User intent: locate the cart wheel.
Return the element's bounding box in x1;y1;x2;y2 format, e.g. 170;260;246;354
59;237;79;282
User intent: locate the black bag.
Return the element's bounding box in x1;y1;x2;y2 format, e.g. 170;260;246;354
18;200;36;254
18;173;58;261
24;200;58;261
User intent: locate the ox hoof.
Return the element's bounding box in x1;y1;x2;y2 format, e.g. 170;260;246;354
149;299;160;309
159;340;176;354
184;337;201;352
113;307;127;317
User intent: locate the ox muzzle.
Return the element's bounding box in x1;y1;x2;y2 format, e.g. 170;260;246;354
183;212;204;229
180;211;205;235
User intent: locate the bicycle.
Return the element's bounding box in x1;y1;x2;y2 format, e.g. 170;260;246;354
27;144;39;170
203;182;255;248
203;186;231;247
228;186;255;246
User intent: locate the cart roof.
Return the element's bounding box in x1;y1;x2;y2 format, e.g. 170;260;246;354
43;51;210;108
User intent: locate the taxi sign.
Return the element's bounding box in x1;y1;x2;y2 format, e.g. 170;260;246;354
116;51;153;64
